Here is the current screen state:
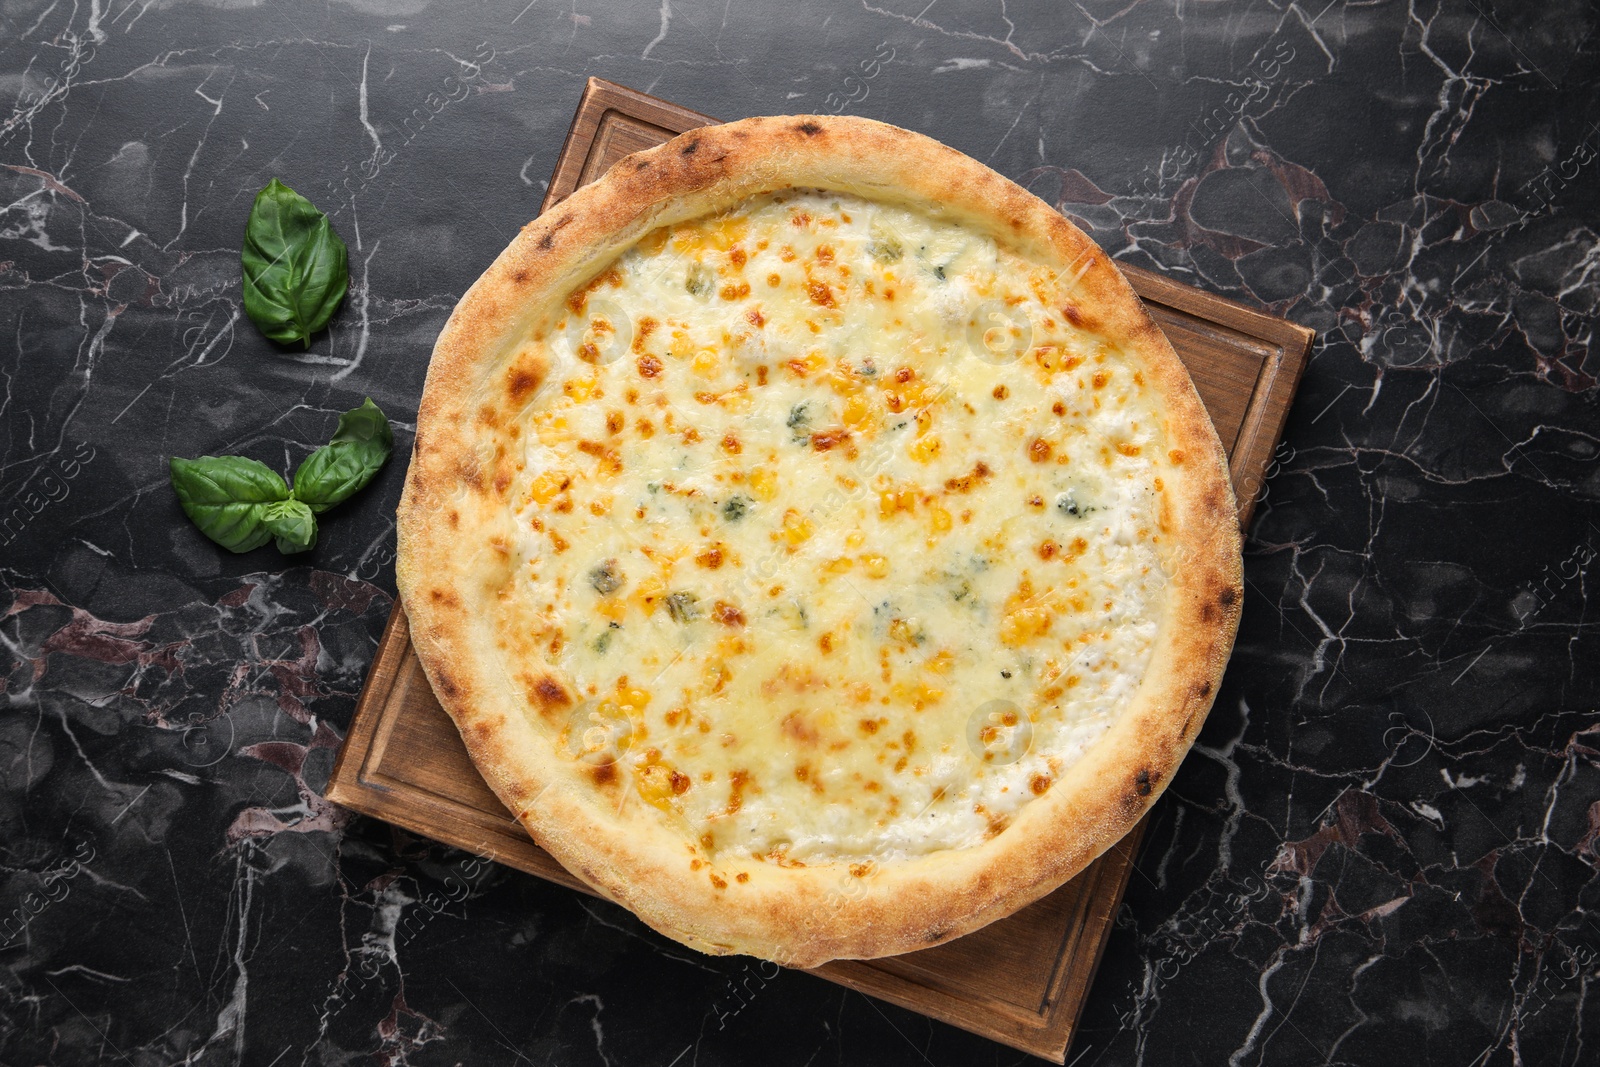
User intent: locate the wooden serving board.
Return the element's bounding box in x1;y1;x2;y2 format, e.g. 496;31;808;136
326;78;1314;1063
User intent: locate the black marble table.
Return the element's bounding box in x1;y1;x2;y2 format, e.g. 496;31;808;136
3;2;1597;1064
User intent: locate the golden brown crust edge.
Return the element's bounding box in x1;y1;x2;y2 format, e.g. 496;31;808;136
396;114;1243;967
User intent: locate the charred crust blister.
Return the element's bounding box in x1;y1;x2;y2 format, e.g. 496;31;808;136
531;674;572;711
1135;769;1153;796
508;368;539;403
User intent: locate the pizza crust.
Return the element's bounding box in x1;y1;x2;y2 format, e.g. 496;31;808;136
396;115;1242;966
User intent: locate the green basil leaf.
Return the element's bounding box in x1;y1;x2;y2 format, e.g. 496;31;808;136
241;178;349;347
291;398;394;513
261;499;318;554
169;456;289;553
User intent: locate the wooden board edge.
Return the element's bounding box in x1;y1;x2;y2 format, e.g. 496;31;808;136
326;596;407;809
538;77;607;215
1119;262;1308;348
1232;318;1313;532
541;77;717;214
809;824;1143;1064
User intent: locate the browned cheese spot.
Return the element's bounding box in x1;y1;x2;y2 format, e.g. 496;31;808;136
577;440;623;474
943;461;993;493
782;712;818;746
632;316;658;352
811;428;851;452
726;769;749;814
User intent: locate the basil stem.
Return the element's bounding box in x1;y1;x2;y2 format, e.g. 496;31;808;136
261;499;318;554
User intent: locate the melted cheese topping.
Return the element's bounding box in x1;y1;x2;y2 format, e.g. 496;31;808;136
501;190;1170;865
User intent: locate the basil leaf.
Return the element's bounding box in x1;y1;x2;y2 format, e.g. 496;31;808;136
291;398;394;513
169;456;289;553
241;179;349;347
261;499;318;554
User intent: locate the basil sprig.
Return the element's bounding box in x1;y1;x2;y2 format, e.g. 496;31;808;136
169;399;392;555
241;179;349;347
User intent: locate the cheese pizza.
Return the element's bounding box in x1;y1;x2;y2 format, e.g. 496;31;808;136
396;115;1242;966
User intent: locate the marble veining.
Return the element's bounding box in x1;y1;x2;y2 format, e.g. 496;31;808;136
2;1;1596;1064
